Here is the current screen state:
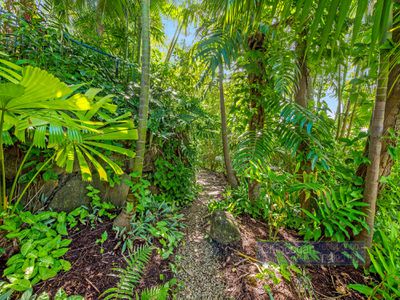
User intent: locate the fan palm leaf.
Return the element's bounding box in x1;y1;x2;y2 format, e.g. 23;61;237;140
0;59;137;209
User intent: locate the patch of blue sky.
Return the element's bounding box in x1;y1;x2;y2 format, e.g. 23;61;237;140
162;17;337;115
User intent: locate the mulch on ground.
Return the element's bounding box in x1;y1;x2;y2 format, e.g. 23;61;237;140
220;214;368;300
34;220;173;299
35;221;124;298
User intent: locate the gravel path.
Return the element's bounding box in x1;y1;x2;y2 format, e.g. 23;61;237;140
175;171;228;300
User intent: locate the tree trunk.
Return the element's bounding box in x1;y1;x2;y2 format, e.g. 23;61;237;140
247;32;266;201
114;0;151;228
218;64;238;188
336;64;348;140
340;67;360;138
379;25;400;180
165;22;182;63
357;9;399;188
294;34;312;211
357;50;389;250
346;98;359;138
295;38;309;108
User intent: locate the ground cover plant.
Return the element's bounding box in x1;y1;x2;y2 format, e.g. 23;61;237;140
0;0;400;299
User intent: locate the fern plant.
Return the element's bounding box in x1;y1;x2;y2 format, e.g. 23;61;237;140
349;230;400;299
136;284;170;300
101;245;172;300
298;186;369;242
101;245;152;300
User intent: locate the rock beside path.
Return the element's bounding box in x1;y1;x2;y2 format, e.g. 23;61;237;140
210;210;241;246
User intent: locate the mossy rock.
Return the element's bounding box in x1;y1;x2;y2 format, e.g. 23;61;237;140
48;174;131;212
48;176;90;211
209;210;241;245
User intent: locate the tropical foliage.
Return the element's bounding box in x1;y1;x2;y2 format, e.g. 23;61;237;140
0;0;400;299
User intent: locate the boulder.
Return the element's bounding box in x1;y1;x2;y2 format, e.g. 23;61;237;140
209;210;241;245
4;147;21;181
48;175;90;211
48;173;132;212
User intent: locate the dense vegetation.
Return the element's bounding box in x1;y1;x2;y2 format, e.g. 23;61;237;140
0;0;399;299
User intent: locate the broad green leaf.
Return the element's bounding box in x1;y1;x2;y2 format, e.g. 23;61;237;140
80;144;123;175
84;141;135;158
9;278;31;292
352;0;369;44
75;146;92;181
318;0;340;59
79;146;108;181
348;284;374;296
334;0;352;41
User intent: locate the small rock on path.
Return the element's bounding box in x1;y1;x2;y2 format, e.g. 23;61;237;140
175;171;228;300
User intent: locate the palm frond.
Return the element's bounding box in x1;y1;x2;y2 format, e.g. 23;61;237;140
191;26;243;78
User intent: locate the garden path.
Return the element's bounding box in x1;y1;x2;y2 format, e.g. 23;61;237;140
175;170;228;300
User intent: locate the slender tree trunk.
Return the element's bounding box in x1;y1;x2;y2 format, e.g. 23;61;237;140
340;67;360;138
218;64;238;188
165;22;182;63
132;0;150;176
336;64;348;139
335;65;342;127
114;0;150;228
357;50;389;250
357;7;399;188
346;98;359;138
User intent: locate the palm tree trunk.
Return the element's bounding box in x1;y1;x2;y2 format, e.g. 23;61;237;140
132;0;150;176
165;22;182;63
346;98;359;138
336;64;348;140
114;0;150;228
340;67;360;138
357;6;399;189
358;50;389;250
218;64;238;188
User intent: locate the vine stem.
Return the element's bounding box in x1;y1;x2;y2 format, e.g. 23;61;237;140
0;110;6;211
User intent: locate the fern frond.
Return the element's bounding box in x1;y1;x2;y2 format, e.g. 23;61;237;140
137;284;169;300
233;129;274;174
101;245;153;300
